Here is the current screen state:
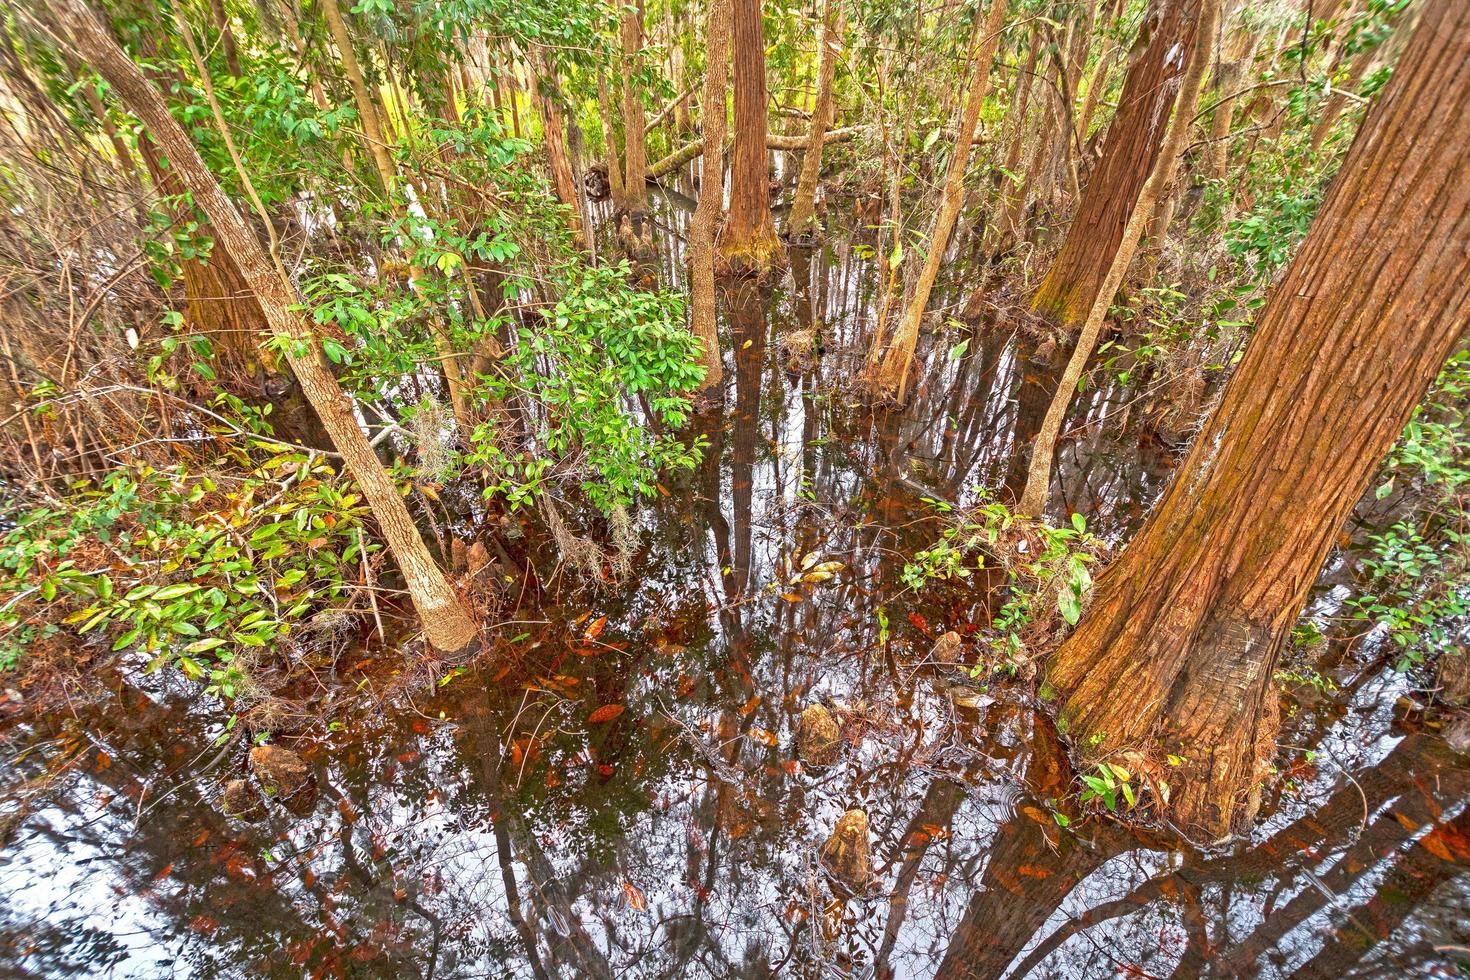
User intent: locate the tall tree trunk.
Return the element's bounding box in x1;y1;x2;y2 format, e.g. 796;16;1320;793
1201;0;1257;185
1074;0;1125;145
597;73;626;206
56;0;481;654
1044;0;1470;841
688;0;732;404
717;0;783;274
318;0;397;194
527;46;585;245
1029;0;1204;329
785;0;844;237
864;0;1009;403
620;2;650;215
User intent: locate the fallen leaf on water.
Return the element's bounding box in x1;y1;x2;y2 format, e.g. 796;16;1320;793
908;612;931;635
588;703;626;724
584;616;608;641
623;882;647;911
747;727;779;747
780;592;804;602
738;695;762;716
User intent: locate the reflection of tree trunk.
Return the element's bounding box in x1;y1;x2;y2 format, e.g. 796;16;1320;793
934;811;1129;978
724;280;766;596
1290;804;1470;978
875;778;966;978
1216;738;1470;974
1002;350;1061;503
1045;1;1470;839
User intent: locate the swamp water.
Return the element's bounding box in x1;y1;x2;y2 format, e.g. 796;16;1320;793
1;193;1467;978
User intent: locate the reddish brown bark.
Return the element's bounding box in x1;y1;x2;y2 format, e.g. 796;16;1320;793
688;0;731;403
1045;0;1470;841
717;0;783;274
1030;0;1204;328
619;1;650;214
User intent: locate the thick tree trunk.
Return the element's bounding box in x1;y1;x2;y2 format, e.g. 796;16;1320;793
1044;0;1470;841
717;0;783;274
785;0;844;237
864;0;1009;403
1030;0;1204;329
688;0;731;404
619;2;650;215
56;0;481;654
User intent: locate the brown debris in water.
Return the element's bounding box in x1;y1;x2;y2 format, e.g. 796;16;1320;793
248;744;311;798
930;630;963;665
820;808;872;891
795;704;842;767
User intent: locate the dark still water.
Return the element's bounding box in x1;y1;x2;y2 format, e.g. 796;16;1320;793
2;200;1467;978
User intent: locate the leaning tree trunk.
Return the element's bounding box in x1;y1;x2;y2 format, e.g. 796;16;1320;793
687;0;731;405
717;0;783;275
619;1;650;215
1029;0;1203;329
865;0;1008;404
785;0;844;237
1044;0;1470;842
56;0;481;655
1015;0;1218;517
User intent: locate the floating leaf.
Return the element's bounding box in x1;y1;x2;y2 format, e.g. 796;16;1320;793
587;703;625;724
623;882;647;911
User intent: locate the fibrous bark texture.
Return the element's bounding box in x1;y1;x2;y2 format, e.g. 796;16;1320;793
1045;0;1470;841
620;1;650;214
687;0;731;401
1030;0;1203;328
717;0;783;274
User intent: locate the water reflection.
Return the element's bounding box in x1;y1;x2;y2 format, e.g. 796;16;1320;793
2;197;1467;978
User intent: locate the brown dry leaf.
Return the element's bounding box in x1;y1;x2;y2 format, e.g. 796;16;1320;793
584;616;608;641
588;704;626;724
623;882;648;911
780;592;804;603
747;727;779;747
738;695;762;716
